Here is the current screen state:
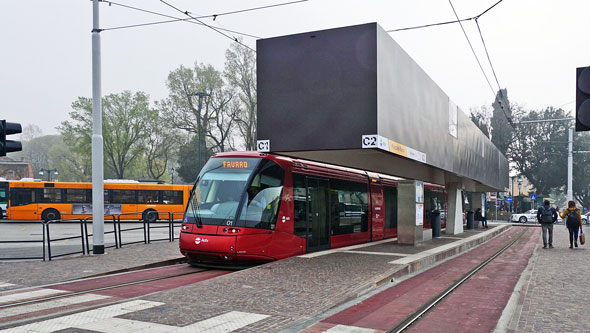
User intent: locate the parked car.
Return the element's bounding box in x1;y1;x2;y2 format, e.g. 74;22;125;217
583;212;590;225
511;209;538;223
511;208;564;224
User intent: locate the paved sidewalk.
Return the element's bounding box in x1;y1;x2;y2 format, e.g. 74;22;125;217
505;225;590;332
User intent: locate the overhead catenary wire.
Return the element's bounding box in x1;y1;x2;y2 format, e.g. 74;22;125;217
386;0;503;33
97;0;261;38
160;0;256;52
447;0;513;127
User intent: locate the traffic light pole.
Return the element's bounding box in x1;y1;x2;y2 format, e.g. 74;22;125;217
92;0;105;255
567;127;573;202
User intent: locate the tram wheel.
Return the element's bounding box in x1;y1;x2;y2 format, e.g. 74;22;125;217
42;208;61;222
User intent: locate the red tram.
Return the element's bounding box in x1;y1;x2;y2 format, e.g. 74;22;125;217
179;152;446;265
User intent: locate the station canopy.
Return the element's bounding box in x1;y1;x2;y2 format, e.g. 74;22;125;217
256;23;509;192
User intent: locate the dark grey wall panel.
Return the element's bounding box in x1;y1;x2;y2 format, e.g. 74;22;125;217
257;23;509;191
257;23;378;151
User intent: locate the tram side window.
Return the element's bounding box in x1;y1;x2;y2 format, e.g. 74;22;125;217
293;174;307;237
384;186;398;229
66;189;87;203
42;189;62;203
330;179;369;235
11;189;35;206
238;160;284;229
162;191;183;205
138;190;159;204
112;190;135;204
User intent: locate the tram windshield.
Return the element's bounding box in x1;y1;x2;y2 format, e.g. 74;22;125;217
184;157;284;229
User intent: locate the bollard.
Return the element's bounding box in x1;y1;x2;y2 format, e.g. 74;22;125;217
466;210;474;230
431;210;441;237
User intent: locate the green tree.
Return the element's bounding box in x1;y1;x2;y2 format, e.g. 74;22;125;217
573;132;590;209
161;63;223;174
59;91;155;179
224;41;257;150
510;107;570;196
490;89;514;157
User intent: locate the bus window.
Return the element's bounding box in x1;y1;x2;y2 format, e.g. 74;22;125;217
65;189;87;203
41;188;62;203
162;191;182;205
138;190;159;204
112;190;135;204
11;188;35;207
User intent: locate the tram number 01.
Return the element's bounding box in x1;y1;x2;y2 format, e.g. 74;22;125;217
257;140;270;152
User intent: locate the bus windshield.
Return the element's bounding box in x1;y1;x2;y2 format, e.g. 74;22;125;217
185;157;262;226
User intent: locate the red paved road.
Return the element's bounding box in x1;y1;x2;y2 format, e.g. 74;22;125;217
303;227;537;332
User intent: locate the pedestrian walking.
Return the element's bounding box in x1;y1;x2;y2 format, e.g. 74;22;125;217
537;199;558;249
560;200;583;249
474;208;488;228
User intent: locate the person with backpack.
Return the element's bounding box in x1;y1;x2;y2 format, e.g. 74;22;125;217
537;199;558;249
559;200;583;249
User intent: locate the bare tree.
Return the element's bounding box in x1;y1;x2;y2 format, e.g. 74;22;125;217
224;41;257;150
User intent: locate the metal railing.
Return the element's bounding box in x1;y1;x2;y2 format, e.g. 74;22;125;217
0;222;46;261
0;210;186;261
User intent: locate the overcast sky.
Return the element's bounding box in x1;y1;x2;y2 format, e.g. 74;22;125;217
1;0;588;136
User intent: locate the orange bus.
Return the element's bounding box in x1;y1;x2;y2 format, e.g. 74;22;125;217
5;180;192;222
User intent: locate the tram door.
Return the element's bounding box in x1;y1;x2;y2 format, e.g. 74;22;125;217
306;178;330;252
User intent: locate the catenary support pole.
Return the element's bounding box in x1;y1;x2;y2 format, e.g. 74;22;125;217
92;0;105;254
567;127;573;202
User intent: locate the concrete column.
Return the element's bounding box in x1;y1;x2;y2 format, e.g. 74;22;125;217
471;193;485;213
445;182;464;235
397;180;424;245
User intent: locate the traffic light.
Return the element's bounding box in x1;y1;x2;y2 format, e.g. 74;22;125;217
576;66;590;131
0;120;22;157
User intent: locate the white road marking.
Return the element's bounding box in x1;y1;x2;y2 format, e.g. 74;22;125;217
326;324;378;332
0;283;15;288
0;294;110;318
0;300;270;333
0;300;163;333
299;238;398;258
172;311;269;332
344;250;409;257
0;289;66;304
389;226;505;264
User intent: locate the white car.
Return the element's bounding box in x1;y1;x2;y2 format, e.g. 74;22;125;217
512;208;565;224
511;209;538;223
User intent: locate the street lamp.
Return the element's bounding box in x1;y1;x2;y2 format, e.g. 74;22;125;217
39;168;58;182
188;91;210;173
170;167;175;184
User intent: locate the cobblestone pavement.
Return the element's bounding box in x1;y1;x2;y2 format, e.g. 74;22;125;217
0;241;183;288
0;226;507;333
507;225;590;332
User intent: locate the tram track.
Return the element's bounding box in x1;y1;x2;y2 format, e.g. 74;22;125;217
0;267;209;310
388;229;528;333
0;264;232;329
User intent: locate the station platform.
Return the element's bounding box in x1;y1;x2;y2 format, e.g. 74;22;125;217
2;223;586;332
